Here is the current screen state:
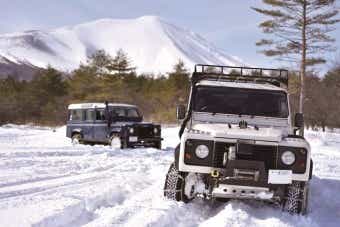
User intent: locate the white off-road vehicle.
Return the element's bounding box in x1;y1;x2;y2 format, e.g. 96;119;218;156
164;64;313;214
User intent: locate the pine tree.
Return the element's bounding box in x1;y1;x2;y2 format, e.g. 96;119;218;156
322;64;340;128
87;49;113;76
167;60;190;103
108;49;136;75
29;67;68;124
252;0;339;114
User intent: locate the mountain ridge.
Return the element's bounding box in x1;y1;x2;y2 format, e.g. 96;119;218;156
0;16;243;79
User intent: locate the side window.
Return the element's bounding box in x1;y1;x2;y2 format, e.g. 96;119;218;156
280;96;289;117
85;109;95;121
96;109;106;121
69;109;83;121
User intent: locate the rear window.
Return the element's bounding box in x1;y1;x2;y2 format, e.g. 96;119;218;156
69;109;83;121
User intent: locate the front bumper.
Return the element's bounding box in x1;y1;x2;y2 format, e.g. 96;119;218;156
208;160;289;201
128;137;163;147
212;184;275;200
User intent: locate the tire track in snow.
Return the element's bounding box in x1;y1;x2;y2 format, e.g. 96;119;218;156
81;167;224;227
1;126;340;227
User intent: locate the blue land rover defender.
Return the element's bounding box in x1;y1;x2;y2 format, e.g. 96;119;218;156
66;102;162;149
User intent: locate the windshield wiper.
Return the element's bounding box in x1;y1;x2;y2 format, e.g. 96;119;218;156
200;106;208;111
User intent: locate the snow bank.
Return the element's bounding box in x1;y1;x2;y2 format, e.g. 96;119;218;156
0;125;339;226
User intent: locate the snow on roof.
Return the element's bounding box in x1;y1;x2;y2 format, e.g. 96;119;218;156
68;103;137;110
196;80;286;92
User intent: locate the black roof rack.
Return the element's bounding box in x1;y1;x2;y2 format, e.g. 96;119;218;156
192;64;289;88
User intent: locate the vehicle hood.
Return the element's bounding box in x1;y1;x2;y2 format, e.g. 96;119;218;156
192;123;284;142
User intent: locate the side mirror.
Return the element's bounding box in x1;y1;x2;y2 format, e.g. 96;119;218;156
176;105;186;120
294;113;304;128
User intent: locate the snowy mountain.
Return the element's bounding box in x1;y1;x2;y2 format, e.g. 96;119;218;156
0;56;40;80
0;16;243;78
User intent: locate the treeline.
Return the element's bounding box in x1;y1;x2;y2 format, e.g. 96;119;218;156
0;50;190;125
289;66;340;131
0;49;339;130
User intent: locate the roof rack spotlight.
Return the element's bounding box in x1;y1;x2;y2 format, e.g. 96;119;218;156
192;64;289;88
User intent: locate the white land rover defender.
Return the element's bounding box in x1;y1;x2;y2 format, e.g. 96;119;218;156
164;64;313;214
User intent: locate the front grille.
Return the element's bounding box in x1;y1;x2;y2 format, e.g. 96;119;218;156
213;142;233;167
136;125;154;138
238;145;277;170
213;142;278;170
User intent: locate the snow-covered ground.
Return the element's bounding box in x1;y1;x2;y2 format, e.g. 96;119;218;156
0;125;339;227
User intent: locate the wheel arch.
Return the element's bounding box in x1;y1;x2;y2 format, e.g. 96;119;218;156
71;129;83;138
109;130;122;138
174;144;180;169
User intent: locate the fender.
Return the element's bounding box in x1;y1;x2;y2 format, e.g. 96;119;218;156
72;128;83;136
109;128;121;135
174;144;180;169
309;159;313;179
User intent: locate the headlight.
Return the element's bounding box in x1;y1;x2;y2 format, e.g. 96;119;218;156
281;151;296;165
129;128;134;134
153;127;158;134
195;145;209;159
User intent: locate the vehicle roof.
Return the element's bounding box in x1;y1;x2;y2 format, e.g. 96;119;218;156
68;103;137;110
196;80;287;92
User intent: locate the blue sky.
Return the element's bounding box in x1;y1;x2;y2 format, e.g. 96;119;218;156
0;0;339;72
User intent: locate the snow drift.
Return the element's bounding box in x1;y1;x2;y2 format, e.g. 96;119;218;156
0;16;243;76
0;125;339;227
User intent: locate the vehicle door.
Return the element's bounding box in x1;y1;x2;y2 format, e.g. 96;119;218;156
93;108;108;142
111;107;130;132
82;108;95;141
66;109;84;138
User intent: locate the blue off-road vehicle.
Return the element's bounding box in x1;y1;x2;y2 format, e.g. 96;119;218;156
66;102;162;149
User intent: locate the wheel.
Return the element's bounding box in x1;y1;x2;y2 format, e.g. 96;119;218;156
283;181;309;215
121;137;129;149
163;163;191;202
154;141;162;149
109;135;122;149
71;134;82;145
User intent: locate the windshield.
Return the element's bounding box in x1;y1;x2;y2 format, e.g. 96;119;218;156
110;107;141;121
193;86;289;118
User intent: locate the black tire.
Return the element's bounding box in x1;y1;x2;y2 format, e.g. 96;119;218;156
283;181;309;215
154;141;162;149
109;134;125;149
121;139;129;149
163;163;190;202
71;133;83;145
